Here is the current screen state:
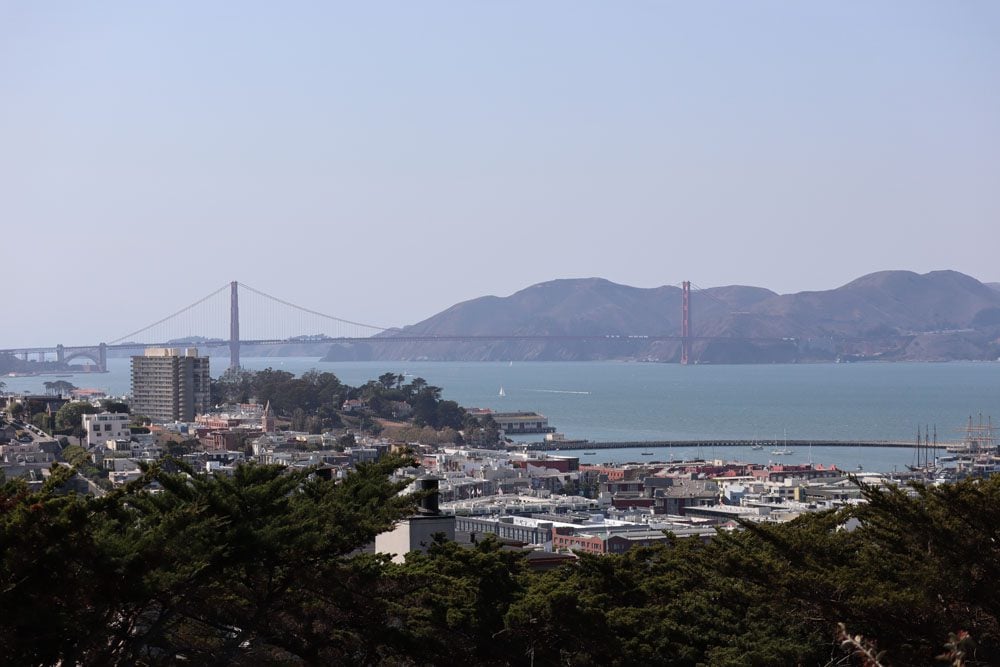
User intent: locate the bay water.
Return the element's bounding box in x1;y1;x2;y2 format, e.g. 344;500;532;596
7;358;999;472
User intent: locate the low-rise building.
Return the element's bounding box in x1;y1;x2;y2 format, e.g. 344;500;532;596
469;409;556;434
0;442;55;465
82;412;131;448
376;478;455;564
456;515;554;549
650;478;720;515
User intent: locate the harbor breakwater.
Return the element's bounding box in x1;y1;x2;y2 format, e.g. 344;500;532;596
514;439;943;452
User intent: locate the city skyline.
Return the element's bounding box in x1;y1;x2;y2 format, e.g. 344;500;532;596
2;2;998;347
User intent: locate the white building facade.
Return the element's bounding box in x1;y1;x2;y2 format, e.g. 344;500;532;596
82;412;131;448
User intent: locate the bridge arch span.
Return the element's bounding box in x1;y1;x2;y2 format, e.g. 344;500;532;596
63;350;101;366
59;343;107;372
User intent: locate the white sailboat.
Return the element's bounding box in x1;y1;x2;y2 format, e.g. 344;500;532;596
771;429;794;456
498;386;506;397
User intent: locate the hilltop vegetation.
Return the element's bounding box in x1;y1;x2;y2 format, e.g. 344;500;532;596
2;457;997;666
211;368;499;446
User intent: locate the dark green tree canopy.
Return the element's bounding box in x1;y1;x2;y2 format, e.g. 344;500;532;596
54;401;101;431
100;398;130;414
209;369;469;436
5;441;999;665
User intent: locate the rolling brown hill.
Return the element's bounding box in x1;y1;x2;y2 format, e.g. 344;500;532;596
322;271;1000;363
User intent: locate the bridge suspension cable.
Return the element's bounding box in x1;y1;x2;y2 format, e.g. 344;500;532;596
236;282;389;332
108;284;231;345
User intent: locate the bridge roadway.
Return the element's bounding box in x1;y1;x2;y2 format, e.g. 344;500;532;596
7;328;902;363
515;438;942;452
0;332;805;357
0;334;793;368
101;334;760;350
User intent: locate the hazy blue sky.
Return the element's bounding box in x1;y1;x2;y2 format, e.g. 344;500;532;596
2;2;998;347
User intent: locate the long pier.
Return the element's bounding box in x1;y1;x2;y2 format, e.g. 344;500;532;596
516;439;946;452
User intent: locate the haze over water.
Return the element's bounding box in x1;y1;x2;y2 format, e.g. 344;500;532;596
9;358;998;471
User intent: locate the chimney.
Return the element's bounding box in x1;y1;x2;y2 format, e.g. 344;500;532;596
416;476;441;516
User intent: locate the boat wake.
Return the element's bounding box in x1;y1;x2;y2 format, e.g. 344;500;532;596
525;389;591;395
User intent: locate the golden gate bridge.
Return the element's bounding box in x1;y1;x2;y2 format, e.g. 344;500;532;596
1;281;809;372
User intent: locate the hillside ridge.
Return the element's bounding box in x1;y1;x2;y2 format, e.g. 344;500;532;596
322;270;1000;363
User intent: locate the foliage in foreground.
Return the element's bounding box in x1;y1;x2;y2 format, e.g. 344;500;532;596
2;465;999;666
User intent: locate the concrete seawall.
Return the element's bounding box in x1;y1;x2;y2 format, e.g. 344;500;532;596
514;439;945;452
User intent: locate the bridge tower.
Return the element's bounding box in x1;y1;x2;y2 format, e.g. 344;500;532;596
230;281;240;370
680;281;691;365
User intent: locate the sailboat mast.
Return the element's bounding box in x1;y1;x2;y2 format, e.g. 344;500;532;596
916;427;922;469
925;424;930;469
